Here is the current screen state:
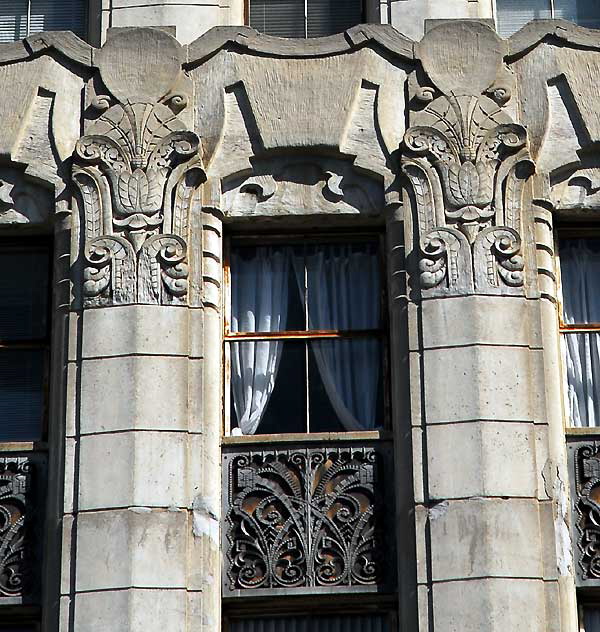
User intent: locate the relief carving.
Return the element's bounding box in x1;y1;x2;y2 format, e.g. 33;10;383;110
0;456;40;601
404;22;534;296
572;442;600;584
72;29;203;306
223;443;393;596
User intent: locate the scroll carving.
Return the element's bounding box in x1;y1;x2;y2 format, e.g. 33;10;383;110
223;443;393;596
72;30;203;307
572;442;600;584
403;94;532;296
0;457;39;601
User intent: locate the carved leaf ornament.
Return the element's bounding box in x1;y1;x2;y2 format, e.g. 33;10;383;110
73;29;203;306
404;22;533;297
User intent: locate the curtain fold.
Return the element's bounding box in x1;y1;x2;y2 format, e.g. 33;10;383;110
296;243;380;430
560;238;600;427
230;247;289;435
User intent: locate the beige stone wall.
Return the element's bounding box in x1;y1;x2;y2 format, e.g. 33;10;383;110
3;17;600;632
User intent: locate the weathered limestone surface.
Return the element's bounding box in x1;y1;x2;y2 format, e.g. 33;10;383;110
0;16;599;632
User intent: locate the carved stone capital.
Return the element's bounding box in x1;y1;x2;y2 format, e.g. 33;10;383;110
72;28;204;307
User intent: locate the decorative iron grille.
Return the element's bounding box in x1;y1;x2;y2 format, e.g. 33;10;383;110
0;454;45;604
222;441;394;597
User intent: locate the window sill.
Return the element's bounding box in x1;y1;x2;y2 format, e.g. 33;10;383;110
565;427;600;436
221;430;392;445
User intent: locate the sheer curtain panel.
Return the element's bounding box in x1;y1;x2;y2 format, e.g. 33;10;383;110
560;238;600;427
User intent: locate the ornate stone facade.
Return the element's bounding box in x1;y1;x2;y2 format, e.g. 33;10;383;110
1;14;600;632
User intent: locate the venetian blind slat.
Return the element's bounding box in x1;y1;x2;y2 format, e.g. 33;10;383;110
495;0;552;37
249;0;305;38
307;0;362;38
229;613;390;632
29;0;86;37
0;0;85;42
0;349;44;441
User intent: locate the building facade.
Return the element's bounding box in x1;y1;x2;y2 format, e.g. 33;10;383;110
1;1;600;631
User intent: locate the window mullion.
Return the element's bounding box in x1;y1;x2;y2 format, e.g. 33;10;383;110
304;254;310;432
26;0;31;37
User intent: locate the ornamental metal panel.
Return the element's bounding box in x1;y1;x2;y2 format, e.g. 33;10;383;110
0;453;46;604
222;441;395;597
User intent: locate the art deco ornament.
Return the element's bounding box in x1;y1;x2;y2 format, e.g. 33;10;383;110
72;29;203;306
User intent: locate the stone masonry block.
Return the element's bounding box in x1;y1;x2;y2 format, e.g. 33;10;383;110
78;431;188;510
427;421;537;499
432;578;547;632
75;508;187;591
423;345;536;423
429;498;543;581
80;356;189;434
81;305;189;358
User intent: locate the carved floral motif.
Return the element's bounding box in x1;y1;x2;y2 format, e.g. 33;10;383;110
0;457;37;599
73;98;203;306
403;92;533;296
223;444;393;596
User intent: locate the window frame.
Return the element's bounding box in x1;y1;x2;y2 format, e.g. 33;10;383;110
0;237;52;448
222;230;390;439
244;0;365;38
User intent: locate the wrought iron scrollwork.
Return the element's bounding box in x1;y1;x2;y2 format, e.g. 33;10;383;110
223;443;393;596
0;456;41;601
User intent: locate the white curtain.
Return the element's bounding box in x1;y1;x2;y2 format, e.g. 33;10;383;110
298;244;380;430
561;238;600;427
230;247;289;435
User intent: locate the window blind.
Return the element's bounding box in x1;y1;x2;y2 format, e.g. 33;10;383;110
0;0;86;43
229;613;391;632
495;0;552;37
554;0;600;29
249;0;362;38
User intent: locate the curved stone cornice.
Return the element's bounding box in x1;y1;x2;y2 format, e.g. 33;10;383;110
507;19;600;60
185;24;415;66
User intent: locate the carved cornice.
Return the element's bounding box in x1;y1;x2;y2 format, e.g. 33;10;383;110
403;22;534;297
72;28;204;307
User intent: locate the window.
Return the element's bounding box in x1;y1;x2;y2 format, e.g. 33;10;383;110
248;0;363;38
581;605;600;631
496;0;600;37
225;611;395;631
0;241;51;441
0;0;87;43
224;235;385;436
558;236;600;428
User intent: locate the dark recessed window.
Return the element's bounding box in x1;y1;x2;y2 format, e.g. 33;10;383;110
0;0;87;43
0;243;51;441
225;236;385;435
496;0;600;37
228;612;394;631
249;0;362;38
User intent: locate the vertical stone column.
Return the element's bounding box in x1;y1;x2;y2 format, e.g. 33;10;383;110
58;28;221;632
401;21;563;632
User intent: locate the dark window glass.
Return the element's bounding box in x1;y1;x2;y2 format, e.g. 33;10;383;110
559;238;600;324
0;249;49;340
0;0;86;43
229;612;392;632
584;607;600;631
249;0;362;38
0;244;50;441
227;238;384;435
496;0;552;37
